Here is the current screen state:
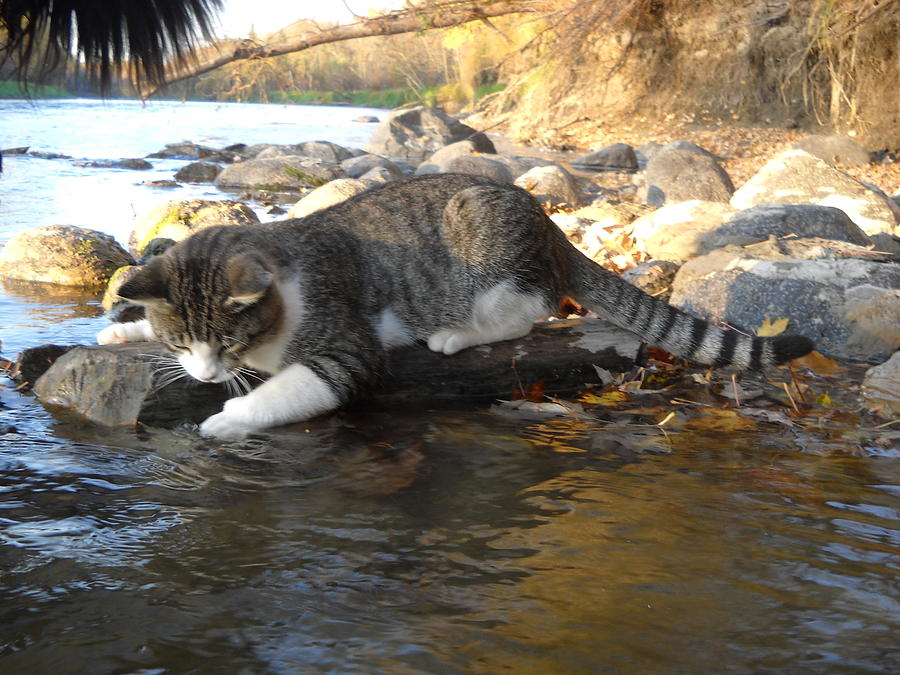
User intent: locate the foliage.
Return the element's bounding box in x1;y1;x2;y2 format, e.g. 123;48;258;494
0;80;70;98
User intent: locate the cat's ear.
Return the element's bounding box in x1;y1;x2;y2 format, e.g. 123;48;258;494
116;256;169;305
225;253;273;308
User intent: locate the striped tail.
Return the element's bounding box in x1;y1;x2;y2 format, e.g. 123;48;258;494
567;249;813;369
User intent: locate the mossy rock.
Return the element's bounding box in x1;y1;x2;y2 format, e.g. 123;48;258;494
0;225;134;288
128;200;259;257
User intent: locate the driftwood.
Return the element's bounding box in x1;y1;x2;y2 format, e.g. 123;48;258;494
32;318;643;429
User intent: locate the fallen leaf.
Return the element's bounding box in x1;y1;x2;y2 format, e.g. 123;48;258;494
791;351;846;376
757;316;790;337
580;389;628;406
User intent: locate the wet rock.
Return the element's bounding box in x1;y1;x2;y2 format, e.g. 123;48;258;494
12;344;74;389
353;115;380;123
515;165;585;208
364;106;494;160
33;319;643;428
571;143;639;172
670;250;900;361
641;148;735;206
287;178;370;218
128;200;259;257
147;141;235;162
214;156;345;191
115;158;153;170
174;161;222;183
862;351;900;416
793;134;871;167
0;225;134;288
730;149;898;236
341;154;404;180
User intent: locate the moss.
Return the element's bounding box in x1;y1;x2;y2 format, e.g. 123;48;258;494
282;167;328;187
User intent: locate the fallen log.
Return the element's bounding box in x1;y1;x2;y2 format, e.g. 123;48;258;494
32;318;644;429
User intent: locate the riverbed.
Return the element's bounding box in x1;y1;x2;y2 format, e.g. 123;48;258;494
1;99;898;672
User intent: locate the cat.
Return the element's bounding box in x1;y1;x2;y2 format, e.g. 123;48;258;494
98;173;813;439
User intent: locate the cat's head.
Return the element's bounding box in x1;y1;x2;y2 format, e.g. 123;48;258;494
117;247;283;383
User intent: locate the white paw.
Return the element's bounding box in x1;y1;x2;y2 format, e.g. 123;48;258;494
199;410;256;440
97;323;132;345
427;328;472;355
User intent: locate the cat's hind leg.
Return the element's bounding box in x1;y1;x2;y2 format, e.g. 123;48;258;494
427;281;550;356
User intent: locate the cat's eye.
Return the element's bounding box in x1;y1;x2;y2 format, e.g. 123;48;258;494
169;344;191;353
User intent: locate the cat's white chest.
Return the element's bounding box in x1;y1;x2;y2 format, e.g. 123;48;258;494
243;275;305;374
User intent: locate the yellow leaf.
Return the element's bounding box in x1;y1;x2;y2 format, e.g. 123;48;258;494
580;390;628;406
816;393;833;406
757;316;790;337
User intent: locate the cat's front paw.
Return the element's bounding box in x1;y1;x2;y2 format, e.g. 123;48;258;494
199;410;256;440
97;319;155;345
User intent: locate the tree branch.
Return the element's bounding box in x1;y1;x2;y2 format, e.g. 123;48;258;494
144;0;550;97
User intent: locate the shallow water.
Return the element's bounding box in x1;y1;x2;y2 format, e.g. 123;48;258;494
1;100;899;672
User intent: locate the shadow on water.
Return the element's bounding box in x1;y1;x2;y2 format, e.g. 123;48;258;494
1;390;898;673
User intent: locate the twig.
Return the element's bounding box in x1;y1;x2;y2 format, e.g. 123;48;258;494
783;382;801;415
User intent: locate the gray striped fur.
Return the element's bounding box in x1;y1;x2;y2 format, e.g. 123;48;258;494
118;173;812;411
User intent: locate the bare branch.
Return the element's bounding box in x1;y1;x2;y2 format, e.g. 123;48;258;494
144;0;551;97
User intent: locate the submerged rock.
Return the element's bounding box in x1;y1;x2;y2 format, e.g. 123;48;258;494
0;225;134;288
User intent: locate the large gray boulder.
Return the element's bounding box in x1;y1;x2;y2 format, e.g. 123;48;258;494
0;225;134;288
254;140;353;163
364;106;494;160
215;156;345;191
128;200;259;257
793;135;871;167
670;249;900;361
642;148;735;206
642;204;871;262
731;149;898;236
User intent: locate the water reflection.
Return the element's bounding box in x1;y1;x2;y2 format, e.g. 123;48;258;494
0;404;897;672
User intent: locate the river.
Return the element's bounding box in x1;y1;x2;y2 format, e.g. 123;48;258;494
1;99;898;672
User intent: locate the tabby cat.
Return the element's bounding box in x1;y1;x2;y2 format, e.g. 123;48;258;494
99;173;812;439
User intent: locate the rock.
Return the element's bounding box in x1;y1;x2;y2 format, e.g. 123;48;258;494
287;178;370;218
870;233;900;258
144;179;180;188
670;250;900;361
12;344;73;389
115;158;153;170
621;260;680;301
841;286;900;359
730;149;899;236
491;155;563;181
214;156;345;191
642;148;735;206
571;143;639;172
439;156;514;183
793;134;871;167
174;161;222;183
147;141;235;163
128;200;259;257
340;154;405;180
33;318;642;428
660;140;723;161
631;201;738;256
358;166;399;185
0;225;134;288
515;165;585;208
364;106;494;160
354;115;380;123
255;140;353;163
101;265;145;322
415;139;497;175
862;352;900;415
643;204;871;262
